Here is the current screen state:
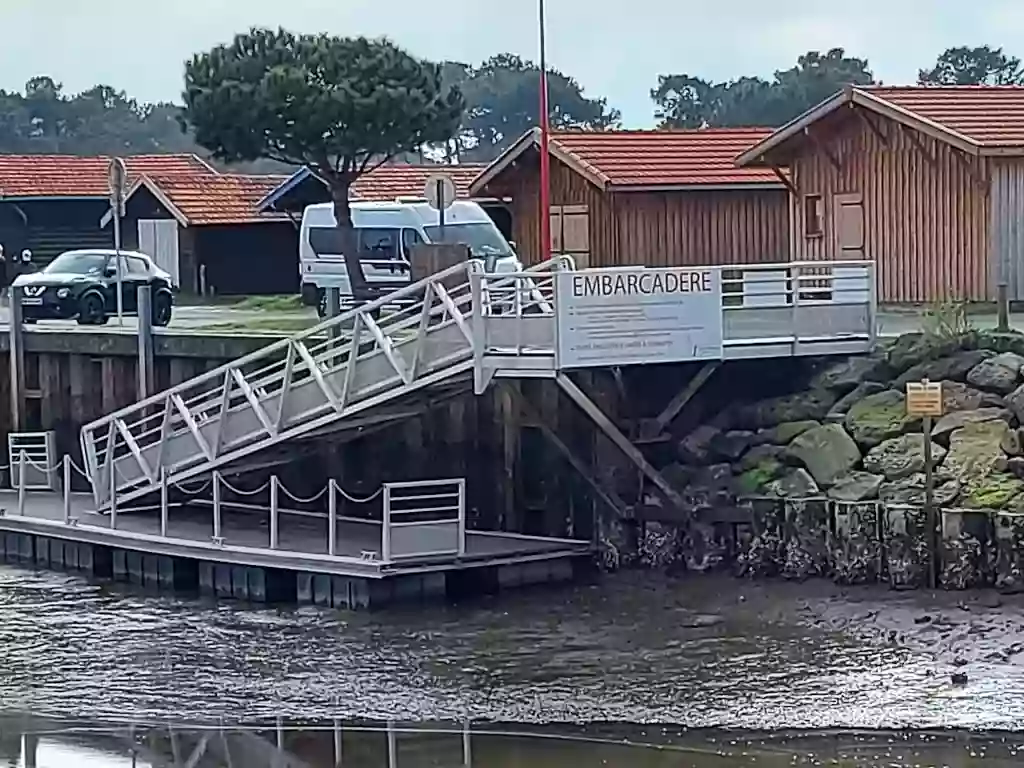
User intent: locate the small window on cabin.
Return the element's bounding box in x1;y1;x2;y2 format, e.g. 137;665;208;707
803;195;823;238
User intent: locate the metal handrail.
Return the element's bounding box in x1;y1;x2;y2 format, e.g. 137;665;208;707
81;257;567;506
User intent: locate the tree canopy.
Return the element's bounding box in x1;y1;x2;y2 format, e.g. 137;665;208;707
182;27;464;216
3;41;1024;164
652;48;876;128
439;54;621;161
918;45;1024;85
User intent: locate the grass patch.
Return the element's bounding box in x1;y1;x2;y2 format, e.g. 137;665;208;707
230;294;306;312
201;317;319;334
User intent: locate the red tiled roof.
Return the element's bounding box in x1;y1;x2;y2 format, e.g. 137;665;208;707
864;85;1024;147
351;164;487;201
549;129;779;186
144;173;287;226
0;154;215;198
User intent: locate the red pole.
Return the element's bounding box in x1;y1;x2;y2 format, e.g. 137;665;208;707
537;0;552;262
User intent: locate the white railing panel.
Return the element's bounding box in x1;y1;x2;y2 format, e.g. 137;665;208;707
382;478;465;561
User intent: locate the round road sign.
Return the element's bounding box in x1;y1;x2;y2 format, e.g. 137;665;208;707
424;173;457;210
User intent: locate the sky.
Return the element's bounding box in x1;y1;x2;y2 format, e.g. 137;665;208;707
3;1;1024;127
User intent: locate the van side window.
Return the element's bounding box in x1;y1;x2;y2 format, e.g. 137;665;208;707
308;227;345;256
358;228;399;261
401;228;423;255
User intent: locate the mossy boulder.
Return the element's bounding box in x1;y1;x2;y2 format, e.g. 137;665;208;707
844;390;920;448
828;471;883;502
766;468;820;498
940;380;1005;412
863;434;946;480
739;444;786;472
932;407;1012;443
753;420;820;446
965;352;1024;394
879;473;961;506
785;423;862;487
894;349;992;388
736;460;783;494
810;356;885;393
963;473;1024;510
944;420;1015;492
735;390;837;430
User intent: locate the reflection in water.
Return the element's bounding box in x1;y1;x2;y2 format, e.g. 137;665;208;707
3;717;1024;767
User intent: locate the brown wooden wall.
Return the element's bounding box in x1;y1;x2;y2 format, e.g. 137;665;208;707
788;108;991;303
610;188;790;268
490;155;790;269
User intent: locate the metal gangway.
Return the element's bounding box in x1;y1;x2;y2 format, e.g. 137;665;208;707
80;258;877;511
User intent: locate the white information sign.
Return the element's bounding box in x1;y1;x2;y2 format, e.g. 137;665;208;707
556;267;724;369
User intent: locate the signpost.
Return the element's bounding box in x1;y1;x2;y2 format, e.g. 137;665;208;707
108;158;127;327
555;266;724;368
424;173;456;236
905;378;944;589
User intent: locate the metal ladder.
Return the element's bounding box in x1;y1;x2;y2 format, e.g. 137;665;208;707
80;258;562;511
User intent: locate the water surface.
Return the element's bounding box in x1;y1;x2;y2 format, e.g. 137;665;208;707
1;565;1022;727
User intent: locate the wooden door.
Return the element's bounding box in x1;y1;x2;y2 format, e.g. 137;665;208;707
833;193;865;261
137;219;180;287
550;204;590;268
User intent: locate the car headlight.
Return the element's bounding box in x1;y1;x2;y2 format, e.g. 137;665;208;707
56;288;70;299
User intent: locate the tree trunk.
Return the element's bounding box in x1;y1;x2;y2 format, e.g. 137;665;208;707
331;182;368;302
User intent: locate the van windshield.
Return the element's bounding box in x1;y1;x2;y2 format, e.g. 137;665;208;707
423;222;514;259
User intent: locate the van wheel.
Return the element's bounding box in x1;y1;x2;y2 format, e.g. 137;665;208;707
317;292;327;319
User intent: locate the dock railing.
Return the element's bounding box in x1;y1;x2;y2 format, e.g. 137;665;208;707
382;478;467;561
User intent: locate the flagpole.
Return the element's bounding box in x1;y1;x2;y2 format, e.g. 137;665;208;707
538;0;552;262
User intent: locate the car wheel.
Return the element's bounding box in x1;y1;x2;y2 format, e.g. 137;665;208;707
317;291;327;319
152;292;173;327
76;293;105;325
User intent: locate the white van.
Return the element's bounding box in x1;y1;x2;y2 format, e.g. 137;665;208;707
298;200;522;308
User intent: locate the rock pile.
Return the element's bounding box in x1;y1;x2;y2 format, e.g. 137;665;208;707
652;332;1024;515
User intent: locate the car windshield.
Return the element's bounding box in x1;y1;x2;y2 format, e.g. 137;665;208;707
423;222;514;258
44;252;108;275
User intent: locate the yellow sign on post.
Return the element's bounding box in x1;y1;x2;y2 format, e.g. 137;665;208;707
905;379;944;417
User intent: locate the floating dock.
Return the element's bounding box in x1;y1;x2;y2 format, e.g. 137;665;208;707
0;473;592;609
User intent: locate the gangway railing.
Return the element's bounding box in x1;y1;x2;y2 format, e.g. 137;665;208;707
79;258;565;511
382;478;466;561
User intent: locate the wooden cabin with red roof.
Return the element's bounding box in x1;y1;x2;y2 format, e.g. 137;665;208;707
736;85;1024;304
0;154;213;264
469;128;790;269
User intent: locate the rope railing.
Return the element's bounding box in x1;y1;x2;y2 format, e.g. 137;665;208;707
7;447;467;563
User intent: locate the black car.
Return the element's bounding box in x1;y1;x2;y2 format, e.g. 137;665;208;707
12;249;176;326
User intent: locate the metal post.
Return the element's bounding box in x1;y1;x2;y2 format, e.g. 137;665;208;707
924;414;936;589
333;719;343;767
437;179;446;234
9;286;25;432
328;479;337;556
109;447;118;529
114;217;124;327
212;471;222;542
462;720;472;767
327;286;342;354
62;454;71;524
160;468;169;537
456;478;466;557
17;450;25;516
270;475;279;549
537;0;551;262
386;722;397;768
382;484;392;562
137;284;154;399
